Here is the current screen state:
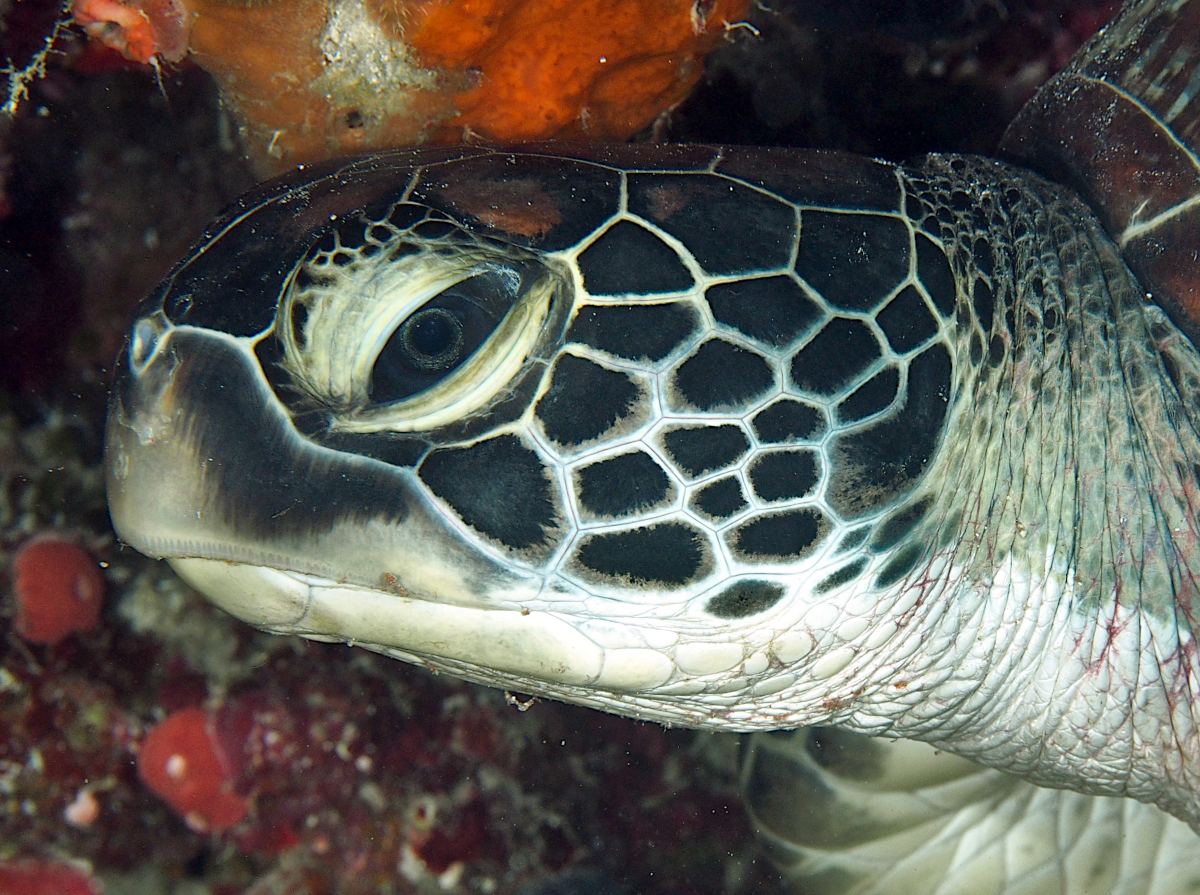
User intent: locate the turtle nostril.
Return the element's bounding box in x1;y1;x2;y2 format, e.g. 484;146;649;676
129;318;161;372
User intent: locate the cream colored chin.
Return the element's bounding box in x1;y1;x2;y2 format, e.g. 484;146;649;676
168;557;675;693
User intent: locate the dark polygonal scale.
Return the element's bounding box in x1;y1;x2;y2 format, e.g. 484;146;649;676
705;580;787;619
660;425;751;479
706;276;823;349
752;400;825;443
419;435;562;554
566;303;699;362
790;319;882;395
747;451;821;503
877;286;940;354
575;220;695;295
838;367;900;423
573;522;712;588
670;339;776;412
915;233;959;318
626;173;797;275
794;211;910;313
535;354;646;449
575;451;675;519
690;477;748;521
730;509;830;563
813;558;869;595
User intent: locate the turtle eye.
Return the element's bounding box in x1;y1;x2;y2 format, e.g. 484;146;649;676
370;266;519;403
276;222;562;434
397;308;464;370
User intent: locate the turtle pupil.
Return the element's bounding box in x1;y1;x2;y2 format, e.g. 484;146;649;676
401;309;463;370
368;262;536;405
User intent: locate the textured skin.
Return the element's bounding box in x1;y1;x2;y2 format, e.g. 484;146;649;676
105;144;1200;893
894;156;1200;827
745;729;1200;895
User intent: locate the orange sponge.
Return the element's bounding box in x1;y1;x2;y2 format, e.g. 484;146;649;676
407;0;750;141
70;0;750;174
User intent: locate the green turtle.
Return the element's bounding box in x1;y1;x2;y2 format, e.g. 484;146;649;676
105;0;1200;891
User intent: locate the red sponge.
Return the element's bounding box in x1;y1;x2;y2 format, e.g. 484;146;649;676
11;536;104;645
0;860;104;895
137;708;249;833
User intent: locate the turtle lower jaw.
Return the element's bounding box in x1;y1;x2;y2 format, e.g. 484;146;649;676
167;555;792;722
167;556;628;688
163;551;904;734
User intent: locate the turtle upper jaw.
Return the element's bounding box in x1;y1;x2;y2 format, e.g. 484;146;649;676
105;314;533;615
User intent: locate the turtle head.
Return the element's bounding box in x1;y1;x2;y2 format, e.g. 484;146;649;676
107;147;961;730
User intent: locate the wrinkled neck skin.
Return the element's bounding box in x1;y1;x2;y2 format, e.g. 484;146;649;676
842;156;1200;832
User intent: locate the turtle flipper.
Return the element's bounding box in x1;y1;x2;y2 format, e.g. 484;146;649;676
1002;0;1200;347
744;728;1200;895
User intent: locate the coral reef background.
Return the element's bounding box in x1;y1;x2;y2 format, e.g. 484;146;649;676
68;0;752;174
0;1;1115;893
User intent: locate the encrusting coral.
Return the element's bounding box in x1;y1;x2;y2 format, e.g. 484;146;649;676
71;0;751;174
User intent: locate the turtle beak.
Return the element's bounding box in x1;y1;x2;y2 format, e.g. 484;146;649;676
104;309;529;619
102;309;629;692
